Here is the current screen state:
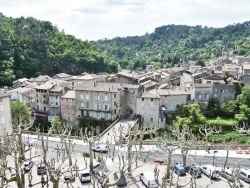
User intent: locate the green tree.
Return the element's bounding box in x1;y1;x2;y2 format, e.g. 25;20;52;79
207;97;221;117
11;100;30;124
234;104;250;124
175;103;206;127
236;86;250;107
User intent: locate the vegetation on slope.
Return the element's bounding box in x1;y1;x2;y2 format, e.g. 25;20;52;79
93;21;250;70
0;13;119;86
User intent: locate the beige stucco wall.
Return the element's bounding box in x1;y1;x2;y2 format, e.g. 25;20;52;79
0;94;13;137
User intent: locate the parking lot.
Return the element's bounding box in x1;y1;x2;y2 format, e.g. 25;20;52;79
3;146;250;188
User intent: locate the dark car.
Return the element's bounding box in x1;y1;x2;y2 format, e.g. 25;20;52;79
37;162;46;175
188;166;202;178
172;164;186;176
113;171;127;187
94;171;109;185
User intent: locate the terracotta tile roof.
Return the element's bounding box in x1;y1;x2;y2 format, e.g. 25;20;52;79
62;90;75;99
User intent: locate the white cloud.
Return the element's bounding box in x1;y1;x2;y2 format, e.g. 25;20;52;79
0;0;250;40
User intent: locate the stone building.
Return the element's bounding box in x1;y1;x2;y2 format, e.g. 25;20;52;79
61;90;77;127
75;82;141;122
136;92;161;127
0;91;13;138
190;82;235;104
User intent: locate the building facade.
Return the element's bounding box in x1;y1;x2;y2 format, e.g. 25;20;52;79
0;91;13;138
61;90;77;127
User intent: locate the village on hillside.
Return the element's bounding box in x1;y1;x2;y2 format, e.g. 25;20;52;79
1;52;250;135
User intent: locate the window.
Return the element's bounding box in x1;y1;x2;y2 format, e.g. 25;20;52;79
141;110;144;115
104;105;108;110
150;102;153;107
142;98;144;101
56;96;58;99
97;104;100;110
80;103;84;108
104;96;108;101
44;107;46;111
141;102;144;107
43;100;46;104
105;113;108;119
43;94;46;98
198;95;202;100
1;117;5;125
150;111;153;115
51;102;54;106
97;112;100;118
207;95;209;99
36;94;38;97
86;102;89;108
80;94;84;100
151;98;153;101
150;118;154;122
114;110;116;114
114;94;116;98
86;95;89;100
114;101;116;106
97;96;100;100
214;88;217;92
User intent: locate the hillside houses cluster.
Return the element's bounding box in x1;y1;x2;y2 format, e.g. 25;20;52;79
7;54;250;129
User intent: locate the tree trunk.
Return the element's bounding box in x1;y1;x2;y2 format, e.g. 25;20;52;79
127;144;132;176
223;148;229;169
166;150;173;179
52;180;59;188
64;139;72;166
181;148;188;167
89;141;94;172
205;135;208;152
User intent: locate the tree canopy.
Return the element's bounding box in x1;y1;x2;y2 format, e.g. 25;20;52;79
0;14;119;86
93;21;250;70
10;100;30;125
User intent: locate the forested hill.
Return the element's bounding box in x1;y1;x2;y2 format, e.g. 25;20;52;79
0;13;119;86
93;21;250;70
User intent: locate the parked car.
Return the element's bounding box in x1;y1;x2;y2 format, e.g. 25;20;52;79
93;144;108;153
220;169;236;182
153;158;168;165
63;166;76;182
113;171;127;187
139;171;158;188
78;168;91;183
201;165;220;179
24;141;33;147
187;166;202;178
172;164;186;176
37;162;46;175
94;170;109;185
239;169;250;182
23;160;33;171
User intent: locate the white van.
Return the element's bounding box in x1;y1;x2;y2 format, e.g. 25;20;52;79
93;144;108;153
201;165;220;179
239;169;250;182
139;171;158;188
78;169;91;183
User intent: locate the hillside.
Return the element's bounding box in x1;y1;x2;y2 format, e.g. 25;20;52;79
0;13;119;86
93;21;250;70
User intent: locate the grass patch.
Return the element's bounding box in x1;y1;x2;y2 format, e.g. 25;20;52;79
208;130;250;144
206;117;236;125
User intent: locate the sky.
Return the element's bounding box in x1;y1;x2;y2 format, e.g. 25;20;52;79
1;0;250;41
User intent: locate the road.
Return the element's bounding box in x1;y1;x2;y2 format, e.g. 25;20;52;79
23;135;250;169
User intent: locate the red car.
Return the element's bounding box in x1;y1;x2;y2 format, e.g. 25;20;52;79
153;157;168;165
